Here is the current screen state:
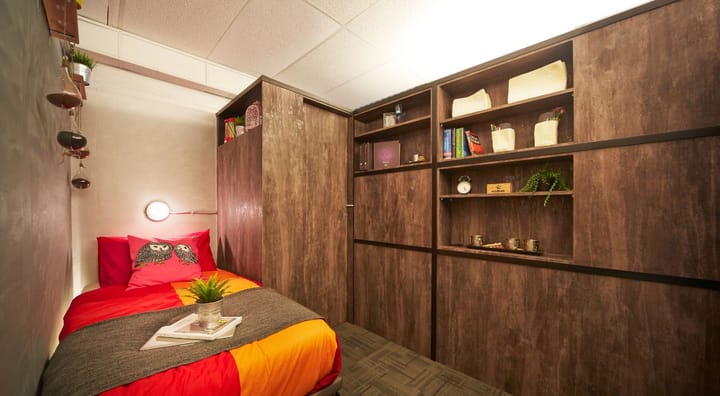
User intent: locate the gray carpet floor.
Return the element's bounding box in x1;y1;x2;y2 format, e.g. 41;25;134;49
333;322;511;396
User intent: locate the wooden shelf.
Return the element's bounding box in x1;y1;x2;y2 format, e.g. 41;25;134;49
440;190;573;199
440;89;573;128
439;143;577;167
354;161;431;176
439;245;574;265
355;116;431;140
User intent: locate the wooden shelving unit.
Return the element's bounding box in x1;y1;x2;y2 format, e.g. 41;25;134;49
353;89;432;173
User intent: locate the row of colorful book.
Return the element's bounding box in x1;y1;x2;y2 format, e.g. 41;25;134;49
223;116;245;143
443;127;484;159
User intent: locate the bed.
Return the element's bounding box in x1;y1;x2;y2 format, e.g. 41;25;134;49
40;230;342;396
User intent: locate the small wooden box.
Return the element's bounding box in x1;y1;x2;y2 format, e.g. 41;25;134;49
486;183;512;194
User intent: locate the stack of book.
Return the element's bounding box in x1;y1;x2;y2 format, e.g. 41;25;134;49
141;313;242;350
357;142;373;171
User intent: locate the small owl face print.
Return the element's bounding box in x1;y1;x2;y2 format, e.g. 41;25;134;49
174;243;199;264
135;242;173;266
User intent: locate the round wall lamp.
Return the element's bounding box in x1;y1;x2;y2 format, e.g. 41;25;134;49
144;200;217;222
145;200;171;222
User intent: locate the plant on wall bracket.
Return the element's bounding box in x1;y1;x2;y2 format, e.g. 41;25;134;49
520;167;569;207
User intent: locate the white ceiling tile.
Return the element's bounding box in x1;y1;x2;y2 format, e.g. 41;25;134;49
208;0;340;76
275;29;389;94
112;0;250;57
345;0;437;48
304;0;379;24
323;60;425;109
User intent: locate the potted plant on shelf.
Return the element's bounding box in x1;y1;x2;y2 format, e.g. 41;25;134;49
71;50;95;86
185;273;232;330
520;167;569;207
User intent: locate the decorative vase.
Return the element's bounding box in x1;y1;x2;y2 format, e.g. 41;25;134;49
533;119;558;147
72;62;92;86
491;127;515;152
196;299;223;330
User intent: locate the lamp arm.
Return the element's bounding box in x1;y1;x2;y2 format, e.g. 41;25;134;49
169;210;217;215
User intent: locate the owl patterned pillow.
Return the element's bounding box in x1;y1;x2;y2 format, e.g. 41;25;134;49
126;235;202;290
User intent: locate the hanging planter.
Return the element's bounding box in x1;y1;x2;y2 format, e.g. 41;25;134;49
71;50;95;86
71;162;90;189
46;67;83;108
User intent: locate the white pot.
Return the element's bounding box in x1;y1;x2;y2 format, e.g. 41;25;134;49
534;120;559;147
491;128;515;152
72;63;92;86
196;299;223;330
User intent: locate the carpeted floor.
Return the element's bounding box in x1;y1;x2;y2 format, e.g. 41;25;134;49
333;322;511;396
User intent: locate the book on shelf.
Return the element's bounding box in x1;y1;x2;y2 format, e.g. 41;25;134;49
464;129;484;155
141;313;242;350
357;142;373;171
454;127;466;158
442;128;452;159
373;140;400;169
224;117;237;143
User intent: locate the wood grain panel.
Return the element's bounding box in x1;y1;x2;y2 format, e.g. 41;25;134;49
354;169;432;247
216;132;263;281
574;137;719;280
300;102;348;325
573;0;720;142
353;244;432;357
260;83;306;295
436;255;720;395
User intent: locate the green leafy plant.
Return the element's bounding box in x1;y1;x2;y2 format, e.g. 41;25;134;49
72;51;95;69
235;115;245;126
520;167;569;207
185;273;231;303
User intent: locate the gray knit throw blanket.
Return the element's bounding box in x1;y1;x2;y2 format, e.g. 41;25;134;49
41;287;324;396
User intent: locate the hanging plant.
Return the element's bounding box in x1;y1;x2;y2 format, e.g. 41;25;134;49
520;167;569;206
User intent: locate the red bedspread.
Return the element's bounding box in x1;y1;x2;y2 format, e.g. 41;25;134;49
58;270;340;395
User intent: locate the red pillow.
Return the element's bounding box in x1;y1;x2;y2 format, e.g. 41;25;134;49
126;235;202;290
97;229;217;288
97;236;133;287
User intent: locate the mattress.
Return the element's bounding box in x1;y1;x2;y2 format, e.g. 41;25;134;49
42;270;341;396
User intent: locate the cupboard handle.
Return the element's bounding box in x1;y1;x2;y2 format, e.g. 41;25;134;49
345;204;354;208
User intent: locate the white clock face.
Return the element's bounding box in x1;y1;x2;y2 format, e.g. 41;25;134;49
457;181;471;194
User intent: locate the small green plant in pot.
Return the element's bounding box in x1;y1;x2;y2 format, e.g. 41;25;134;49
71;50;95;86
520;167;569;207
186;274;232;330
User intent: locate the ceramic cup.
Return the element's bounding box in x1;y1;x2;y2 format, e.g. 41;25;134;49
470;235;484;246
506;237;522;249
525;239;541;252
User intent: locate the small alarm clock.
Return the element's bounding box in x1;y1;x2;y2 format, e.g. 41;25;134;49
457;175;472;194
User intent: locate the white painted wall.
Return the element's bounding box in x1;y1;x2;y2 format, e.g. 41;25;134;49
71;65;229;295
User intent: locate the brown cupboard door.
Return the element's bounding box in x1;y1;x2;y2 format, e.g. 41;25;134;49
573;0;720;142
354;168;432;248
573;137;720;281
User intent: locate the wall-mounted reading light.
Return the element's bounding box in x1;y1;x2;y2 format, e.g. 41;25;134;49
144;200;217;222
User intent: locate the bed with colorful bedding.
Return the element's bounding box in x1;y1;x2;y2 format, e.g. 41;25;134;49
40;230;342;396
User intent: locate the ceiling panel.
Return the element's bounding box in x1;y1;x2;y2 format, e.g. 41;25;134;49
275;29;388;94
78;0;653;109
323;60;425;109
111;0;249;57
305;0;379;24
208;0;340;77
